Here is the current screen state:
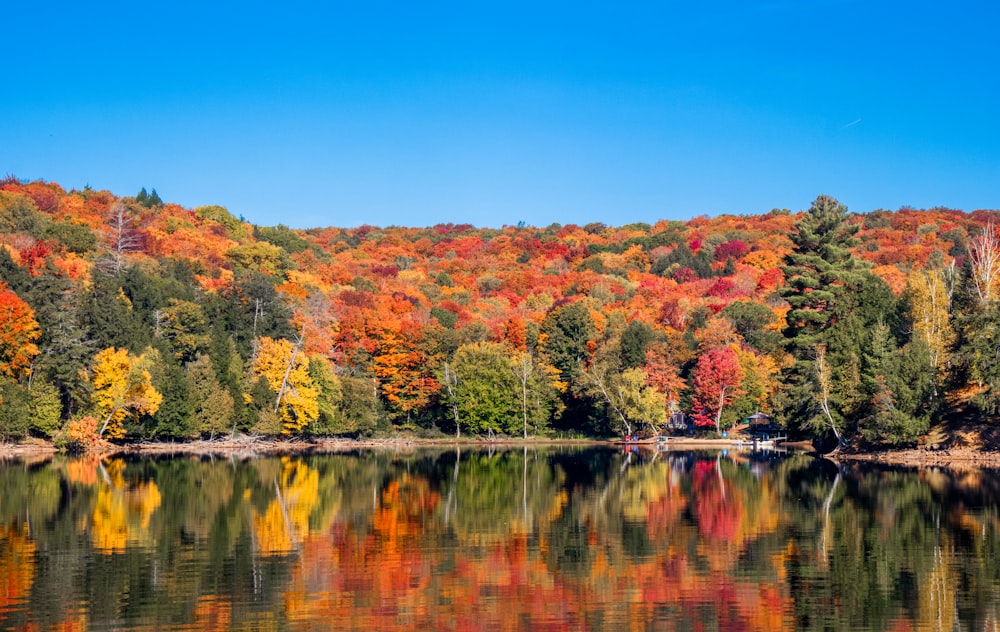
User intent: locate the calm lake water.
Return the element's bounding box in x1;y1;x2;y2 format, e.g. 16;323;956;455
0;446;997;630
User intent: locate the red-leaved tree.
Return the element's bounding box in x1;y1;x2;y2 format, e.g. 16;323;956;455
691;347;745;435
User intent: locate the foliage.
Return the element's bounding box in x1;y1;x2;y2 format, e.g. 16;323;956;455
0;284;41;379
251;337;318;434
0;377;32;440
226;241;290;276
304;356;345;435
446;342;522;435
194;204;247;239
691;347;745;434
253;224;310;254
189;355;235;437
90;347;163;439
540;300;596;394
28;377;63;437
960;302;1000;413
55;414;101;452
1;177;998;443
779;197;876;443
157;299;210;362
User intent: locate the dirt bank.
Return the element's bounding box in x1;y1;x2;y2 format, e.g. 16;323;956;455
837;447;1000;469
0;434;606;461
832;416;1000;469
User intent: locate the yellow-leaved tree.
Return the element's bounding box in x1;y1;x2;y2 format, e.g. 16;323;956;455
251;337;318;434
91;347;163;439
905;266;956;388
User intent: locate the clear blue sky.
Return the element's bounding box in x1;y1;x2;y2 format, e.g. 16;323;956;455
3;1;998;228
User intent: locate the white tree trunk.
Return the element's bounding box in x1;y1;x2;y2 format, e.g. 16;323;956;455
969;222;1000;305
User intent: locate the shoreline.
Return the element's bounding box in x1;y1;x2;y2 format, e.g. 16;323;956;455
4;436;1000;470
834;447;1000;469
0;435;607;461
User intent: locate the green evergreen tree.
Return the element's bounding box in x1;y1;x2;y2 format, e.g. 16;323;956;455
619;320;655;369
720;300;783;355
32;290;93;418
0;247;31;296
0;378;31;440
144;348;193;438
540;301;596;387
539;300;599;429
28;377;62;437
958;301;1000;413
0;255;93;420
79;271;148;353
187;353;234;438
217;271;295;360
42;219;97;253
857;322;934;444
780;196;872;445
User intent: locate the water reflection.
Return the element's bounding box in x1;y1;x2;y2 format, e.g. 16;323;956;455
0;447;997;630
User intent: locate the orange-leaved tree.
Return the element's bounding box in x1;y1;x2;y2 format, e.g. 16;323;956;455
371;323;439;425
0;283;40;379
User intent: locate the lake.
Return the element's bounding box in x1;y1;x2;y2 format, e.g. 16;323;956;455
0;446;997;630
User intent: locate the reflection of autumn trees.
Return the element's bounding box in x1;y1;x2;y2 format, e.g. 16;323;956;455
89;465;162;553
0;451;999;629
0;521;35;615
251;457;321;555
441;448;566;543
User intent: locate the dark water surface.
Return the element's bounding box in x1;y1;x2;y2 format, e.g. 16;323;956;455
0;446;997;630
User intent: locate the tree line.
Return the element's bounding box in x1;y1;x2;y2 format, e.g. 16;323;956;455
0;177;998;447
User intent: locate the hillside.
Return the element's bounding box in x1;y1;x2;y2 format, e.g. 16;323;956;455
0;177;998;447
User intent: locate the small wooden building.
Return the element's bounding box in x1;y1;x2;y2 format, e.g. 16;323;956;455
667;411;688;430
746;412;786;443
747;412;771;428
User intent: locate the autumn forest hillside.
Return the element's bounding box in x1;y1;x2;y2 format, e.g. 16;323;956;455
1;177;998;448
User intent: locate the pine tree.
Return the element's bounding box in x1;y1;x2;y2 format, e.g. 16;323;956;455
187;353;234;438
146;350;194;438
857;321;934;444
780;196;872;445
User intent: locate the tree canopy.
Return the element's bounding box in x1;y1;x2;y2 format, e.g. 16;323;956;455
0;177;996;446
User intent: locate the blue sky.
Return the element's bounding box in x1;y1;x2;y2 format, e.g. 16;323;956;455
3;1;998;228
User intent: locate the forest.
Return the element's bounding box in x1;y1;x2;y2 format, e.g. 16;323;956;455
0;176;998;448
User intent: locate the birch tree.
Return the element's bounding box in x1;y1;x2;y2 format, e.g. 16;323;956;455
101;201;143;276
905;266;955;388
968;222;1000;305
